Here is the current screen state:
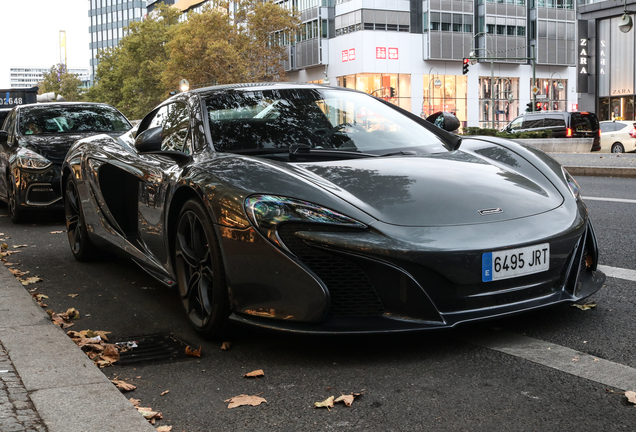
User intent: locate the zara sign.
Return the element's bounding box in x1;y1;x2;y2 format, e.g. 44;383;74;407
577;20;589;93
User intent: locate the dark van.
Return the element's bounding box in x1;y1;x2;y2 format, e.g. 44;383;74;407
502;111;601;151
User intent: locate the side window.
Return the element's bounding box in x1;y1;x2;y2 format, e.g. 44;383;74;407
600;123;615;133
5;111;17;141
571;115;593;132
522;116;544;129
543;115;566;128
162;103;190;153
614;123;627;131
144;102;190;153
509;116;524;131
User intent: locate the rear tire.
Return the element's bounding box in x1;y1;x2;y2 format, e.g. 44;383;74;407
611;143;625;153
174;199;231;340
65;177;99;261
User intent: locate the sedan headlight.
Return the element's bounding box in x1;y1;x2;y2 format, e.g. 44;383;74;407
562;168;580;200
245;195;366;249
16;148;52;170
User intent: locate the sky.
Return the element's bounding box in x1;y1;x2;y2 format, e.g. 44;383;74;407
0;0;91;88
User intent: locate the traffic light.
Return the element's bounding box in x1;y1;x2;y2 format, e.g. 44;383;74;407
535;101;542;111
462;58;470;75
526;102;534;112
390;87;396;97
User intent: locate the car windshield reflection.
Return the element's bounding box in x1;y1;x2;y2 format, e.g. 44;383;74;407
205;88;449;156
19;105;132;136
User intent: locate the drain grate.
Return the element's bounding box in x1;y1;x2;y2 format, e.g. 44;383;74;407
113;334;199;365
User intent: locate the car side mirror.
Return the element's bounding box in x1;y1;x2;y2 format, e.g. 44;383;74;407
426;111;461;132
0;131;7;145
134;126;163;153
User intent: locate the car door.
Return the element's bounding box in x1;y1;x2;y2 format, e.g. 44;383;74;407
0;109;18;201
135;101;192;268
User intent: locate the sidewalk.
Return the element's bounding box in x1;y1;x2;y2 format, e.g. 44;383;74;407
0;151;633;432
0;262;155;431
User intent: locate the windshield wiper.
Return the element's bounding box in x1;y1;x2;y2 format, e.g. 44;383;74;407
378;150;417;157
289;144;378;160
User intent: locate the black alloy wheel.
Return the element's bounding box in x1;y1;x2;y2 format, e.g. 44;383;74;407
611;143;625;153
7;174;25;223
65;177;98;261
174;199;230;339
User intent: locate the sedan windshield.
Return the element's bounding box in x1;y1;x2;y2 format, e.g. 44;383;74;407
19;105;131;135
205;88;449;156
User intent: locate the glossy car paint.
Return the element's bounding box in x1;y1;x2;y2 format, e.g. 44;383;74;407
61;83;605;335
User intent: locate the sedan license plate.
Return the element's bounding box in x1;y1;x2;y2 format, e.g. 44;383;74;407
482;243;550;282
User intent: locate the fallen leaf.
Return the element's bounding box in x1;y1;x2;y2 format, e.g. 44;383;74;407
572;303;597;311
64;308;80;320
314;396;335;410
102;344;120;363
20;276;43;286
156;427;172;432
50;231;64;234
1;243;7;249
185;345;202;357
244;369;264;378
221;341;232;350
68;293;79;298
111;379;137;391
9;268;28;276
334;391;363;407
225;394;267;409
161;390;169;396
12;244;27;249
129;398;141;407
626;391;636;405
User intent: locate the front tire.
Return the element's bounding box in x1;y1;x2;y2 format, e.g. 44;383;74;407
7;175;25;223
174;199;230;339
65;176;98;261
611;143;625;153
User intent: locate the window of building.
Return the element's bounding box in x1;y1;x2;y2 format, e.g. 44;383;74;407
337;73;411;112
422;74;468;129
479;77;519;129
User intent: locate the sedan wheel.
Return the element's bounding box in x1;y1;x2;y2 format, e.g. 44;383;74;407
174;199;230;339
65;177;98;261
7;175;25;223
611;143;625;153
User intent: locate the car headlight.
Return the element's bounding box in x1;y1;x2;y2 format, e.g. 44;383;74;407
562;167;580;200
16;148;52;169
245;195;366;250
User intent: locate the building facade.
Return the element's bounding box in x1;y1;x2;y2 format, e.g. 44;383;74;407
9;67;91;89
88;0;147;81
282;0;581;129
578;0;636;121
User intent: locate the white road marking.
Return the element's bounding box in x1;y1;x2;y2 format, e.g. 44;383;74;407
583;196;636;204
598;265;636;282
461;330;636;391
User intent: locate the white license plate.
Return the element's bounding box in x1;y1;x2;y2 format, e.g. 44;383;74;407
482;243;550;282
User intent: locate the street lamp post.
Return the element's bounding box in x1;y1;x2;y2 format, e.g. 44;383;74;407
422;67;442;118
470;32;495;129
549;71;564;111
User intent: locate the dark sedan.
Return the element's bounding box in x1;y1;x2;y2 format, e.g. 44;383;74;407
0;102;131;222
61;83;604;339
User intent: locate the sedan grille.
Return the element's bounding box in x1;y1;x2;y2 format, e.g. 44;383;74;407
278;224;385;317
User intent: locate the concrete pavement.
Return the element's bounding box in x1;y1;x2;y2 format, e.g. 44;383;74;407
0;150;633;432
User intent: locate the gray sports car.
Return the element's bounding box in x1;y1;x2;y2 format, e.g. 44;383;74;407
61;83;605;338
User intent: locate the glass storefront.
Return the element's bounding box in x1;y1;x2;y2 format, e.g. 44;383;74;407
478;77;519;129
422;74;467;128
597;15;635;120
530;78;568;112
337;74;412;112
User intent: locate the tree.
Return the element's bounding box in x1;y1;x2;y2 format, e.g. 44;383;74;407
161;0;299;90
85;4;181;119
38;64;84;101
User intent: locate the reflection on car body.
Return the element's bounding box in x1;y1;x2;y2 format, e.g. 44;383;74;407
61;83;604;339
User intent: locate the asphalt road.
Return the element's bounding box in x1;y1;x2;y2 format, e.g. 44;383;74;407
1;175;635;431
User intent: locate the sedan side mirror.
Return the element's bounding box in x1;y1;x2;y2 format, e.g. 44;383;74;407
426;111;460;133
0;131;7;145
134;126;163;153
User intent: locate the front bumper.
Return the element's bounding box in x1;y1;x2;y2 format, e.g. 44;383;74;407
14;165;63;209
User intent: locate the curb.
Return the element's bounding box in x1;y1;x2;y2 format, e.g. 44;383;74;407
563;166;636;178
0;264;155;432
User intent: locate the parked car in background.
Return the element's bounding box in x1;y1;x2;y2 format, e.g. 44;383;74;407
502;111;601;151
599;120;636;153
61;83;604;339
0;102;132;222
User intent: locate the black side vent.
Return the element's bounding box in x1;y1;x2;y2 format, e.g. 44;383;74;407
278;224;385;317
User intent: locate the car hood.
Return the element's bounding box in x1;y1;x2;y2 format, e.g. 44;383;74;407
286;150;564;227
21;132;125;164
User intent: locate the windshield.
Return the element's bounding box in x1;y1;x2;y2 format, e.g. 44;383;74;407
205;88;449;155
19;105;131;135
